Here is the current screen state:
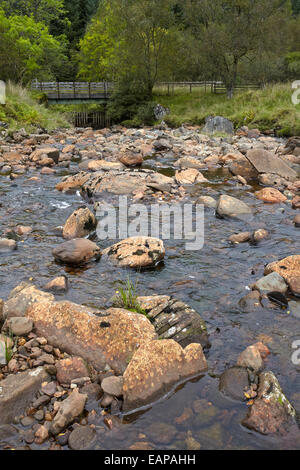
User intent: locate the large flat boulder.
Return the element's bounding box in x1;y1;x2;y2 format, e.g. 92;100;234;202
246;149;297;182
0;368;49;424
26;301;157;374
122;339;207;411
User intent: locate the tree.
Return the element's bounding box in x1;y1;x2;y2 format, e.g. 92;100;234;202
0;0;65;25
78;0;181;97
0;9;68;83
184;0;291;97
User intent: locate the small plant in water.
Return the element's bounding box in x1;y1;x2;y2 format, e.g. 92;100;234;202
113;276;147;316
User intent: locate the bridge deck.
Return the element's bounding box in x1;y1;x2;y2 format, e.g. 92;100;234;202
31;81;114;100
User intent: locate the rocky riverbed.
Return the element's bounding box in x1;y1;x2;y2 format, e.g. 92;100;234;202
0;123;299;450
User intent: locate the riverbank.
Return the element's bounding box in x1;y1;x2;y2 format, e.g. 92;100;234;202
154;83;300;137
0;82;70;133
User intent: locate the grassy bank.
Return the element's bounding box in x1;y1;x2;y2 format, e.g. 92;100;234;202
154;83;300;136
0;82;71;132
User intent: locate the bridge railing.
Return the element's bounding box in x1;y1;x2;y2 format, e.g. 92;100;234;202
31;80;114;100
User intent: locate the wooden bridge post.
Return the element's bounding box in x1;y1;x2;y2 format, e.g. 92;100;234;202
88;82;91;100
57;82;60;100
73;82;76;99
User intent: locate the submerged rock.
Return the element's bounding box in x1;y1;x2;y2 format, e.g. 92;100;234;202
242;371;296;435
52;238;101;265
219;367;250;401
103;237;165;269
122;339;207;411
68;425;97;450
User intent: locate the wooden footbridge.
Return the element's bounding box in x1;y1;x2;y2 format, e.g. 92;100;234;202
31;80;114;101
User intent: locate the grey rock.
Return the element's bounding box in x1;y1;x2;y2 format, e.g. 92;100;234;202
68;425;97;450
254;272;288;294
4;317;33;336
101;376;123;397
50;389;87;435
0;238;17;252
219;367;250;401
202;116;234;135
216;195;252;219
0;367;49;424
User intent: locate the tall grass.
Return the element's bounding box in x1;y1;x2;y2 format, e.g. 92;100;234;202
154;83;300;136
0;81;71;132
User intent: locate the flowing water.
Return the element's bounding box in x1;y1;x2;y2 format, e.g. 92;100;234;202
0;156;300;450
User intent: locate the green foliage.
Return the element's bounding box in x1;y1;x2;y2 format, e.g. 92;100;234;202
78;0;181;95
0;9;68;83
106;77;154;124
113;276;147;316
0;81;71;131
0;0;66;25
155;83;300;136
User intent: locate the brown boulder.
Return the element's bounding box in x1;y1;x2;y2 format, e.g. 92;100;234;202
30;147;60;164
26;301;157;374
62;207;97;240
246;149;297;182
122;339;207;411
118;153;143;167
264;255;300;296
243;371;296;435
255;188;287;203
56;172;90;192
103;237;165;268
52;238;100;265
56;357;90;384
175;169;208;185
44;276;68;293
229;157;258;181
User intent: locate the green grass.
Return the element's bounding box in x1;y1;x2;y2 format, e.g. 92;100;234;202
153;83;300;136
0;82;71;132
112;276;147;316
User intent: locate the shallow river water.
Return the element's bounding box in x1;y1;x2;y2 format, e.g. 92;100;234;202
0;157;299;450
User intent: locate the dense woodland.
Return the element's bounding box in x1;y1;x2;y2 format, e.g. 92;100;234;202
0;0;299;90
